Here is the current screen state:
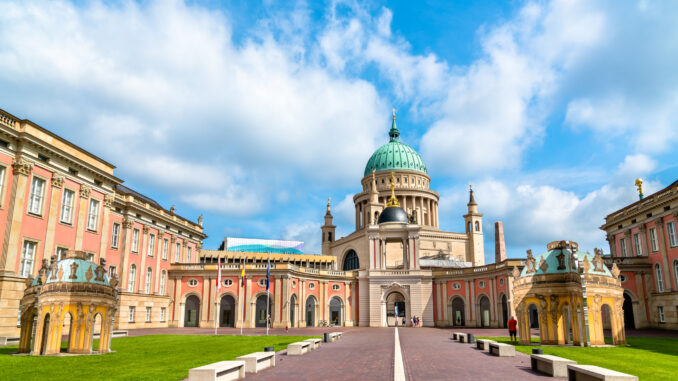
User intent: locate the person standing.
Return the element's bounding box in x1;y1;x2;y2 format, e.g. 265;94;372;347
508;316;518;343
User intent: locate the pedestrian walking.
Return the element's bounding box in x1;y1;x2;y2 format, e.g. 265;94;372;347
508;315;518;343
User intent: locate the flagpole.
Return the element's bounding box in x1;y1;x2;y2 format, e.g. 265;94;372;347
266;251;271;336
215;254;220;336
240;255;244;336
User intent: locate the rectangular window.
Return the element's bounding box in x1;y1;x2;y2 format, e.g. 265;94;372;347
658;306;665;323
132;229;140;253
162;239;168;260
87;199;100;231
145;307;151;322
160;307;166;322
128;306;135;323
175;242;181;263
111;223;120;248
633;233;642;256
619;238;627;257
28;177;45;215
108;265;117;279
19;241;37;277
145;267;152;294
60;189;75;224
667;221;678;247
650;227;659;252
187;246;192;262
147;234;155;257
56;247;68;261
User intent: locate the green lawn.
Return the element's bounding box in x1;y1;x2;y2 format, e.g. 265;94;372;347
477;336;678;381
0;334;318;380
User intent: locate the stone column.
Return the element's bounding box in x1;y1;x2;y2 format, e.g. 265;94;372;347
281;276;289;327
654;217;672;291
244;277;252;328
0;159;33;274
436;281;442;323
138;226;149;293
74;185;92;250
173;276;182;326
300;279;306;327
153;233;164;293
464;280;471;325
625;230;635;256
274;277;282;325
119;218;133;287
606;234;617;258
442;281;448;323
489;278;496;326
323;280;329;321
201;276;210;326
96;193;115;262
41;175;65;268
344;281;351;326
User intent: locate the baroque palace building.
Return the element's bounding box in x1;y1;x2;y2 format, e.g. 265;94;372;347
0;109;205;338
172;113;523;330
600;179;678;330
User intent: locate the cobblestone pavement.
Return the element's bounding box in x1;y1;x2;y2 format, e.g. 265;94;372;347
398;328;560;380
246;327;394;381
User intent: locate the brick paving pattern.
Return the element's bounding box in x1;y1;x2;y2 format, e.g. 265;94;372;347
398;328;560;380
246;327;394;381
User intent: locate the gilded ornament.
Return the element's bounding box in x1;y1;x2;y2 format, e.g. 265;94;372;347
79;185;91;199
525;250;537;273
69;261;79;279
51;175;65;189
85;265;94;282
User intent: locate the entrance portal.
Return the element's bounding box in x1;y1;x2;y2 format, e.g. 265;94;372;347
184;295;200;327
305;296;316;327
479;296;490;327
290;295;297;328
255;295;272;328
450;297;465;326
386;292;406;327
219;295;235;327
329;298;342;326
623;293;635;329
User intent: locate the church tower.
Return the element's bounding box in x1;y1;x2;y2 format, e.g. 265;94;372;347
464;185;485;266
366;169;384;225
321;198;336;255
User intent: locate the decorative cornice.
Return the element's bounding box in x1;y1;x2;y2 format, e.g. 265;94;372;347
122;218;133;229
170;235;177;243
12;158;33;176
79;185;91;199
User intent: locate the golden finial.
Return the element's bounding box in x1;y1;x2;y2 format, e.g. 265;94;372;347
392;108;396;121
635;178;644;200
386;172;400;207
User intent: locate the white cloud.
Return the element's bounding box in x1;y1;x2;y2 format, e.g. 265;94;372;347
282;221;321;254
0;0;387;217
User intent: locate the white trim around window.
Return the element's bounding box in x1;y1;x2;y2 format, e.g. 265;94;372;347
28;176;46;216
111;222;121;249
0;165;7;208
667;221;678;247
19;240;37;278
649;227;659;252
132;229;140;253
86;198;100;231
60;188;75;224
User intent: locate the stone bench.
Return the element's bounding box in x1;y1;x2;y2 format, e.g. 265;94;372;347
489;342;515;357
328;332;342;342
236;351;275;373
458;333;470;343
567;364;638;381
304;338;322;350
452;332;463;340
531;354;577;378
287;341;311;356
475;339;495;351
188;360;246;381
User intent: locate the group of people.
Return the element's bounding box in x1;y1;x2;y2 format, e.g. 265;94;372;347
393;315;422;327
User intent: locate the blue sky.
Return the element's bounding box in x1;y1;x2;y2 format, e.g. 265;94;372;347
1;0;677;264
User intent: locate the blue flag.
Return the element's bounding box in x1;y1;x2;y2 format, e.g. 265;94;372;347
266;255;270;291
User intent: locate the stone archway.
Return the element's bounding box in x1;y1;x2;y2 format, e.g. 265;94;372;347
385;291;406;327
501;294;508;328
184;295;200;327
255;294;272;328
450;297;465;327
623;293;635;329
305;296;317;327
329;297;343;326
289;294;297;328
219;294;236;327
479;296;491;328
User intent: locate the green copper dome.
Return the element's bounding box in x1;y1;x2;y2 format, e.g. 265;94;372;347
364;114;427;176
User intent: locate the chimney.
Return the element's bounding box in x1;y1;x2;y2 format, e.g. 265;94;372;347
495;222;506;263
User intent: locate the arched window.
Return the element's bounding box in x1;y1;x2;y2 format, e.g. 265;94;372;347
160;270;167;295
145;267;153;294
342;250;359;271
475;221;480;231
467;222;471;232
328;232;333;242
128;264;136;292
655;264;665;293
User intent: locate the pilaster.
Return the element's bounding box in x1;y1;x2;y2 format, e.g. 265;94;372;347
74;185;91;250
41;175;65;268
0;159;33;274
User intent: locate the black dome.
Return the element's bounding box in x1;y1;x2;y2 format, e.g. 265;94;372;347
378;206;409;224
